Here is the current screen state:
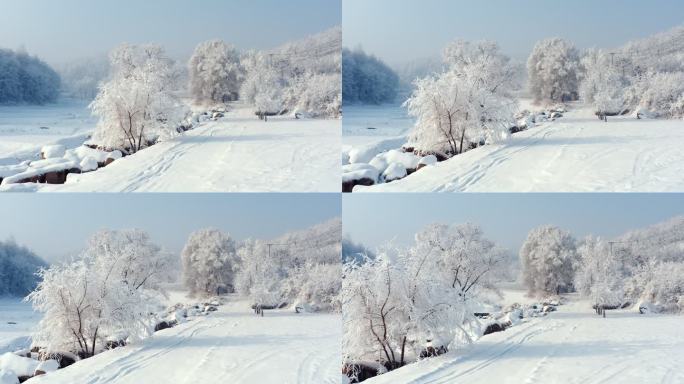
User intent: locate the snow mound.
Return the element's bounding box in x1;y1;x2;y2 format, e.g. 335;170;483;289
35;360;59;374
0;353;39;378
0;370;18;384
79;156;99;172
418;155;437;167
342;163;379;183
40;145;66;159
383;162;407;182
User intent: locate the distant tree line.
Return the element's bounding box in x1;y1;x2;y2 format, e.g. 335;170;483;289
342;48;399;105
0;48;60;104
0;238;47;296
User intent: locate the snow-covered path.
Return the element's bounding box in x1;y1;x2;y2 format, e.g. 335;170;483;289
359;106;684;192
16;107;340;192
366;299;684;384
29;300;341;384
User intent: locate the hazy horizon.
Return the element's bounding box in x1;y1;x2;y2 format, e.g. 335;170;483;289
343;194;684;253
0;194;340;263
343;0;684;67
0;0;341;66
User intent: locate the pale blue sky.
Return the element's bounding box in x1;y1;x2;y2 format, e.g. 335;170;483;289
0;0;340;65
343;0;684;65
0;193;340;263
343;194;684;252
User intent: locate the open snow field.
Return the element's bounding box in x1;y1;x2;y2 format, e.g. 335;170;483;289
0;105;340;192
15;296;340;384
0;100;95;166
356;105;684;192
366;295;684;384
0;298;38;355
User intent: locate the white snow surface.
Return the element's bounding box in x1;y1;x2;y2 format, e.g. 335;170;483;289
0;298;39;355
28;298;341;384
357;104;684;192
364;296;684;384
0;100;95;166
2;105;339;192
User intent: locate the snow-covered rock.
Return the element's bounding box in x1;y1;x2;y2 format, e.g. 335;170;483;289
40;144;66;159
342;163;379;192
382;162;407;182
106;150;123;162
79;156;99;172
417;155;438;169
34;360;59;375
0;370;18;384
0;352;39;378
369;155;389;173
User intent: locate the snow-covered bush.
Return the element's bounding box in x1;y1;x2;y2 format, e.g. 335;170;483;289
574;236;625;308
627;262;684;313
634;71;684;118
0;239;47;296
282;263;341;312
90;44;186;153
406;40;517;157
286;72;341;118
236;218;342;310
188;40;242;105
520;225;578;296
28;229;170;357
240;27;341;118
342;48;399;105
0;48;60;104
181;228;238;297
527;38;580;104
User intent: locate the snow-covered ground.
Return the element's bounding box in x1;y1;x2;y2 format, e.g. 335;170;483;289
16;296;340;384
342;104;413;164
1;105;340;192
358;104;684;192
0;99;95;166
365;295;684;384
0;298;38;355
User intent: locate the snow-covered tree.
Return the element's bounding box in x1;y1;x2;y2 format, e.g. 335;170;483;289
342;48;399;105
343;222;506;373
520;225;578;296
239;51;285;115
181;228;238;297
527;38;580;104
234;238;284;307
89;44;186;153
282;263;341;312
634;71;684;118
57;55;109;100
626;261;684;313
405;40;517;157
84;229;174;292
0;239;47;296
411;223;508;301
343;246;467;372
579;49;627;115
0;48;60;104
28;229;168;357
284;72;341;117
235;218;341;311
574;236;624;308
188;40;242;105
